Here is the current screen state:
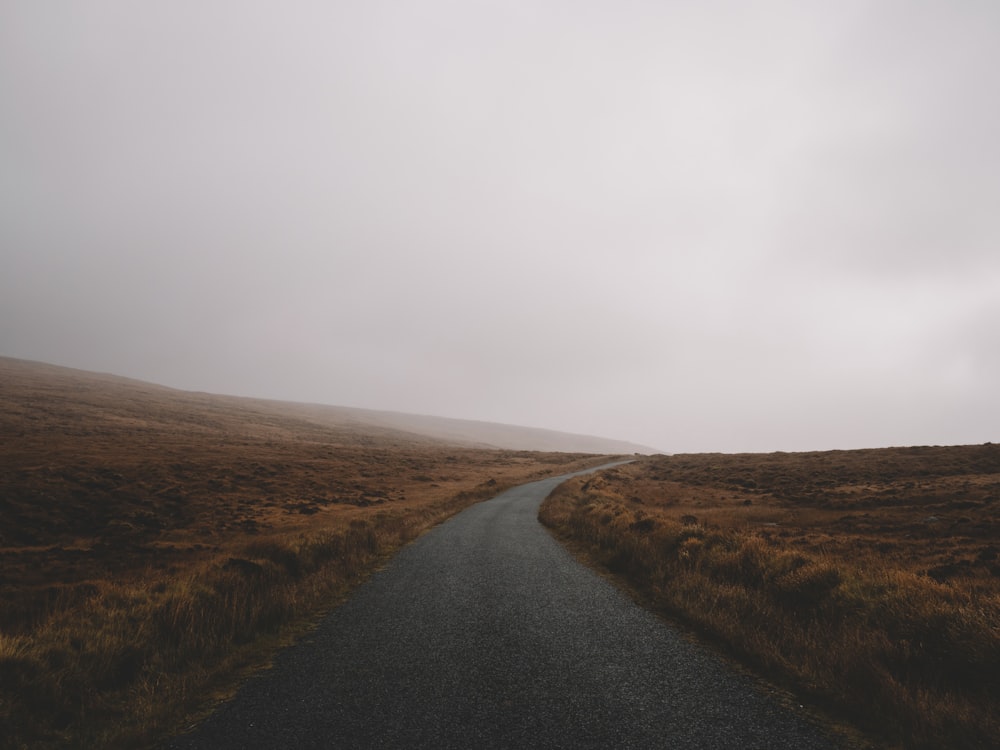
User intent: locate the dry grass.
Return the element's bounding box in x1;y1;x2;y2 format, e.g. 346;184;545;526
539;448;1000;750
0;358;613;749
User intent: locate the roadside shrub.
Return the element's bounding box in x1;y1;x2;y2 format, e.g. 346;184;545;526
773;562;842;607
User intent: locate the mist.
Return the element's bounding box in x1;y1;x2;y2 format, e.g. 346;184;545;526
2;1;998;452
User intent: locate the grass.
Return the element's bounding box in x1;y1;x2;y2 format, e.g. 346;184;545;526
0;357;613;748
1;483;512;748
539;448;1000;750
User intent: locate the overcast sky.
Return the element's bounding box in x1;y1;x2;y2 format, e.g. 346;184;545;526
2;1;998;453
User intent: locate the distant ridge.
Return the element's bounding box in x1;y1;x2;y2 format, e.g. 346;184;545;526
299;405;657;455
0;356;655;455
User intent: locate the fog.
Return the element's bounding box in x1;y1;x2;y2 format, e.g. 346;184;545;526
2;1;998;453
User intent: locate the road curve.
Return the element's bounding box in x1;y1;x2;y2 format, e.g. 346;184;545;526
169;463;848;749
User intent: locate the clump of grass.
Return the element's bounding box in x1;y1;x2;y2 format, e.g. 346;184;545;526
540;478;1000;750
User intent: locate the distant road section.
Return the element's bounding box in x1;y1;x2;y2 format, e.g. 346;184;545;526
169;464;847;749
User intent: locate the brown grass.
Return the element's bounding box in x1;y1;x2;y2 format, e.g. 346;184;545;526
0;358;614;748
539;448;1000;750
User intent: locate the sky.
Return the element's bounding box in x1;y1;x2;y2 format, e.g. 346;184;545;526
2;1;998;454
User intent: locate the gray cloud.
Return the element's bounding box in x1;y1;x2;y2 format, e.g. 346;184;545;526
2;1;998;452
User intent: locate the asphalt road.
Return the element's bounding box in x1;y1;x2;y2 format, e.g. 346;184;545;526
169;463;849;749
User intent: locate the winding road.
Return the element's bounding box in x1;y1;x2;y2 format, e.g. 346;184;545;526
169;463;849;749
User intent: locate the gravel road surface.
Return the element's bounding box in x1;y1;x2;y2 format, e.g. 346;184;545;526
169;463;849;749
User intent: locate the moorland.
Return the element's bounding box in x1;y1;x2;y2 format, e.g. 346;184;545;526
540;448;1000;750
0;357;619;748
6;354;998;750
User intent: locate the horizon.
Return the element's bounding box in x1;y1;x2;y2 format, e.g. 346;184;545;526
2;2;998;454
6;353;994;457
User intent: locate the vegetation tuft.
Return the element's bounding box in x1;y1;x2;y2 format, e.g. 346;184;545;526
540;447;1000;750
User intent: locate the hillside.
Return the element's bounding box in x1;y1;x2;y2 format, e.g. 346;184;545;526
295;405;656;454
0;354;621;574
0;356;654;455
0;355;620;747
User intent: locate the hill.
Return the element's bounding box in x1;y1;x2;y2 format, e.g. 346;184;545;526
293;404;656;454
0;355;625;747
0;356;654;455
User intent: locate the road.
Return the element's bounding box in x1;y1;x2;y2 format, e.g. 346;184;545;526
169;463;848;749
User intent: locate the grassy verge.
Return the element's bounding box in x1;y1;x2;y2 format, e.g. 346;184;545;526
539;457;1000;750
0;463;609;750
